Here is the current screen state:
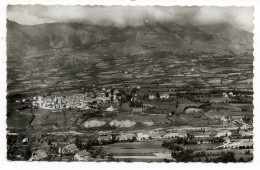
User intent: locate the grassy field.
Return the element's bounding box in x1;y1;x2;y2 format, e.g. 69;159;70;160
96;141;171;155
182;143;223;150
43;111;65;127
31;109;51;127
7;106;33;128
144;99;200;114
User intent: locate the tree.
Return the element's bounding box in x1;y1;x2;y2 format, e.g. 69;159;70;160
218;151;236;163
22;148;32;160
174;149;194;162
111;89;114;95
156;92;160;100
129;101;135;107
172;151;177;158
176;100;179;108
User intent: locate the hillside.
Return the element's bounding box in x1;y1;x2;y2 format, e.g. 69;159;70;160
7;20;253;57
6;20;254;97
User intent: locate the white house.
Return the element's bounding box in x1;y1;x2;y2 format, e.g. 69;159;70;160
106;106;115;112
137;132;150;140
119;133;136;141
160;94;170;99
148;95;156;100
29;150;48;161
22;137;29;144
223;137;231;144
163;132;179;139
216;130;232;137
74;150;91;161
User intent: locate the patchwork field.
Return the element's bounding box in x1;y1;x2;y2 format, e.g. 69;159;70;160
95;140;172;162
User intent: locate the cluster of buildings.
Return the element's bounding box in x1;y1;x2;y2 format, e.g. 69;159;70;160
31;89;120;110
29;143;91;161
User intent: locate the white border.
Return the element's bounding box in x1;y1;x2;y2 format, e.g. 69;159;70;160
0;1;260;170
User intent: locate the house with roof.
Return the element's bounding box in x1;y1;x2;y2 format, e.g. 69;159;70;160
22;137;29;144
61;144;78;155
223;137;231;144
240;124;249;130
137;132;150;140
97;135;112;143
29;150;48;161
118;132;136;141
148;95;156;100
36;143;51;153
239;130;253;137
74;150;91;161
163;132;179;139
160;93;170;100
216;130;232;137
106;106;116;112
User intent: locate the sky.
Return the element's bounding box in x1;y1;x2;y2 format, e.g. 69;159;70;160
6;5;254;32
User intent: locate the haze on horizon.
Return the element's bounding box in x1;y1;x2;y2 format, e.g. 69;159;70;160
7;5;254;32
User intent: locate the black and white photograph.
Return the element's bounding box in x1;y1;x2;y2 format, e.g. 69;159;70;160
4;3;256;163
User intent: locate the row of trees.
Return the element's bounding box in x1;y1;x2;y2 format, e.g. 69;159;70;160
205;151;236;163
172;149;238;163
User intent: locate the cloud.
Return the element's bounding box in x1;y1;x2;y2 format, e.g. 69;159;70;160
7;5;253;32
194;7;254;32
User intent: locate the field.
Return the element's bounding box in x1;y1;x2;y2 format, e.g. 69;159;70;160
96;141;170;154
182;143;223;150
95;140;172;162
6;105;33;128
30;109;51;127
145;98;200;114
43;111;65;127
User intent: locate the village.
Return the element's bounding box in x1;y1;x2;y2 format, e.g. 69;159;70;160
7;118;253;162
7;80;254;162
5;4;256;164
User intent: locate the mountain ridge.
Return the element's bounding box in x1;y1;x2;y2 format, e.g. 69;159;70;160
7;19;253;57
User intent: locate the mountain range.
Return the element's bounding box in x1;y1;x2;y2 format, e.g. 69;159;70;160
7;20;253;58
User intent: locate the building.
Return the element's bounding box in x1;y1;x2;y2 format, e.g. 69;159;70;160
240;124;249;130
36;143;51;153
29;150;48;161
97;135;113;144
223;137;231;144
61;144;78;155
163;132;179;139
118;133;136;141
106;106;115;112
160;94;170;99
216;130;232;137
148;95;156;100
239;130;253;137
22;137;29;144
74;150;91;161
137;132;150;140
